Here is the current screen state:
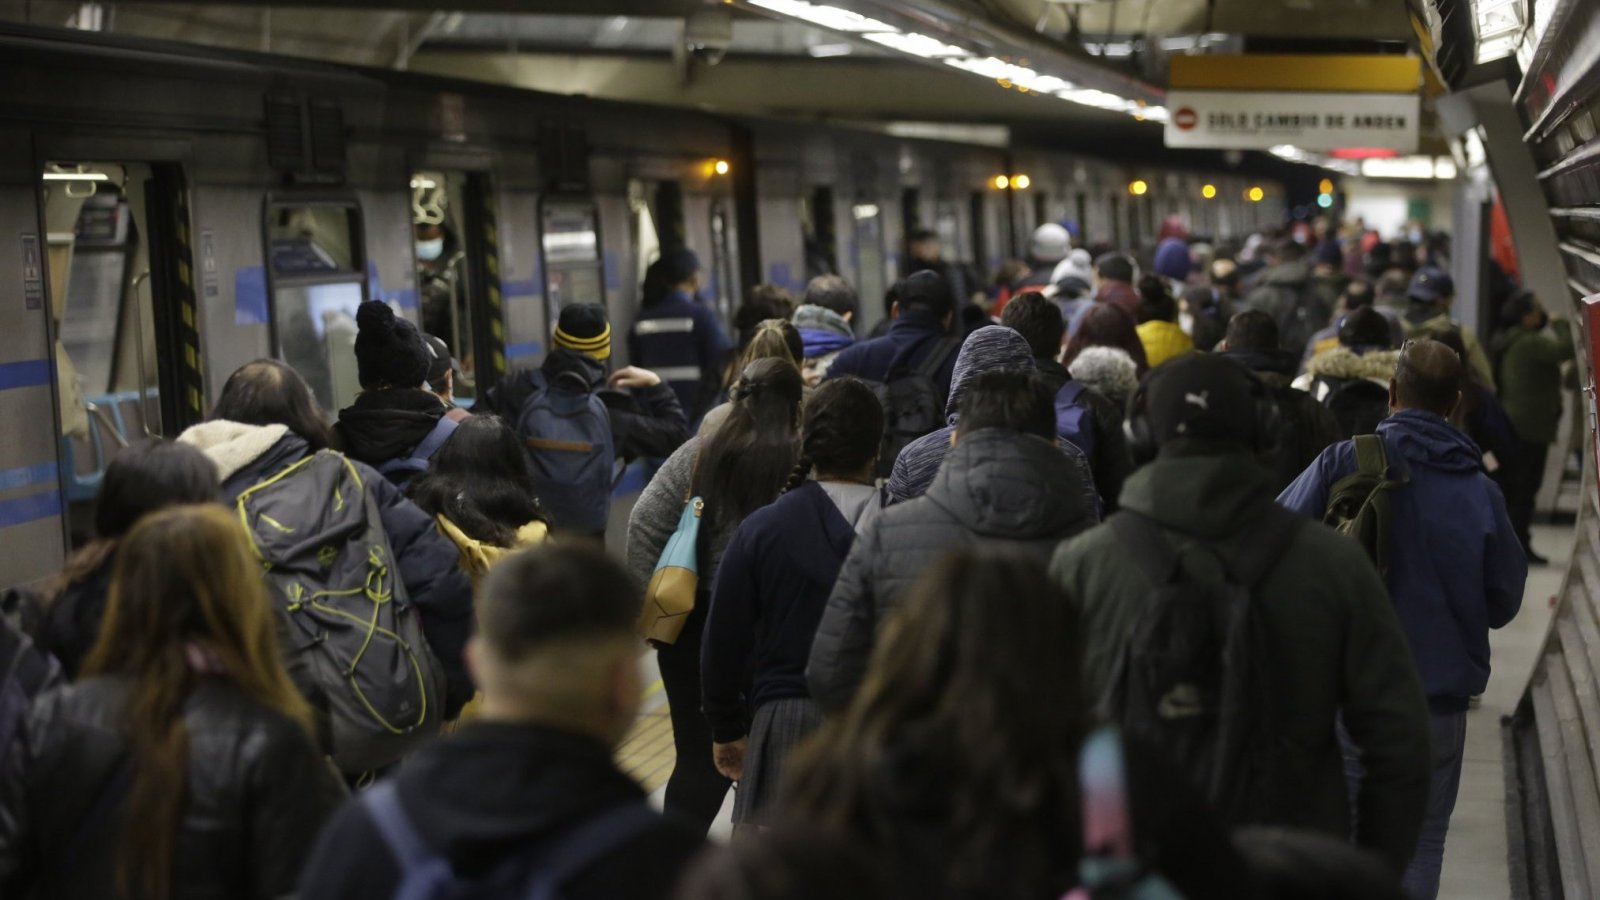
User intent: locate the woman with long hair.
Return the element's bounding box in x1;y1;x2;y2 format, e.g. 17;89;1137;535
628;356;805;832
700;377;884;830
783;548;1244;899
40;439;219;677
702;318;805;437
409;414;549;577
0;505;341;899
1063;302;1150;377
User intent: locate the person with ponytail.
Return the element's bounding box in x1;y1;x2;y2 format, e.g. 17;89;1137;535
628;357;805;832
0;504;341;899
699;377;884;830
700;318;805;438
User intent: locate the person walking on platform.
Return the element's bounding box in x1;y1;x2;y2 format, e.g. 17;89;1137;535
1491;291;1574;564
1052;353;1431;872
792;275;858;386
298;545;706;900
0;505;342;900
628;358;805;833
809;371;1097;710
1134;276;1195;370
700;378;884;831
1401;267;1496;390
408;415;550;581
334;301;461;485
1217;310;1343;493
824;269;960;403
629;249;733;424
1279;340;1527;899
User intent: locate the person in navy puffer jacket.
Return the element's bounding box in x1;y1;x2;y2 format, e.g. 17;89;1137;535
1278;339;1525;900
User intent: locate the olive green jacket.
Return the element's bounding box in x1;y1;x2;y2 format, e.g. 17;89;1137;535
1493;319;1574;444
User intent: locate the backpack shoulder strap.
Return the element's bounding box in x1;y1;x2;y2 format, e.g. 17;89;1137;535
363;781;459;896
524;802;661;900
916;335;962;378
378;416;460;477
1108;512;1179;585
1057;379;1088;406
1225;505;1305;589
1352;433;1390;478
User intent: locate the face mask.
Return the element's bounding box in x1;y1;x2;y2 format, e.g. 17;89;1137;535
416;237;444;262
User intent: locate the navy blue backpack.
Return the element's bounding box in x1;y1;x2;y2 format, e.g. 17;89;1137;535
377;416;461;480
517;370;617;535
1055;380;1097;462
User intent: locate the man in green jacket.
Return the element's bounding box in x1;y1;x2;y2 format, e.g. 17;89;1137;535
1049;353;1431;873
1492;291;1575;564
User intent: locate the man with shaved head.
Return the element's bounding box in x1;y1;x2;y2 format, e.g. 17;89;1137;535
1279;339;1526;900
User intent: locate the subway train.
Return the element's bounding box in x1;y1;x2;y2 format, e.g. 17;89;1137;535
0;22;1284;586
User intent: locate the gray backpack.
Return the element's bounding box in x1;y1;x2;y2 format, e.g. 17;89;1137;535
237;450;443;773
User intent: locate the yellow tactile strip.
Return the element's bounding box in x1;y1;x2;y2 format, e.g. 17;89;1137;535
616;703;676;792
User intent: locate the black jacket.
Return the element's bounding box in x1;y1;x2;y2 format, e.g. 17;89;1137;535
808;430;1097;711
701;481;873;742
0;677;342;900
1034;357;1133;512
483;350;690;463
298;721;705;900
36;556;114;679
335;388;450;484
1219;348;1343;494
181;422;477;718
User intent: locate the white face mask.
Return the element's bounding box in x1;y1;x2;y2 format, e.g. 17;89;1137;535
416;237;444;262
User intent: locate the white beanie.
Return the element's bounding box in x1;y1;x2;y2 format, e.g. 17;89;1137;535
1050;248;1094;287
1030;223;1071;265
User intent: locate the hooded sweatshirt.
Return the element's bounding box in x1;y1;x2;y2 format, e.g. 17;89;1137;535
296;722;705;900
884;326;1097;516
809;429;1098;711
1053;443;1431;869
178;420;476;716
700;480;876;742
1278;409;1527;709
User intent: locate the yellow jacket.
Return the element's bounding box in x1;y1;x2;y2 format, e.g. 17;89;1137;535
436;516;550;581
1137;320;1195;369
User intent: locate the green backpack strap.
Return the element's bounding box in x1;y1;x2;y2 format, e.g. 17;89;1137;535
1352;434;1406;574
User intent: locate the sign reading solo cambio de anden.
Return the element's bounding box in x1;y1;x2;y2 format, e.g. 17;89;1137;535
1164;91;1420;153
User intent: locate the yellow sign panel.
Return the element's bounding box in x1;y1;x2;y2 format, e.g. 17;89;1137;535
1169;55;1421;93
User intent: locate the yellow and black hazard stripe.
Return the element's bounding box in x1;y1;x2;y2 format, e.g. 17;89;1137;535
467;173;507;381
158;168;206;428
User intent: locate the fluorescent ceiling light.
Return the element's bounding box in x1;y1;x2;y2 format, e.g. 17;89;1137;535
860;31;968;59
1434;158;1458;179
42;171;108;182
808;42;854;58
852;203;880;219
747;0;896;33
1472;0;1527;62
1361;156;1442;179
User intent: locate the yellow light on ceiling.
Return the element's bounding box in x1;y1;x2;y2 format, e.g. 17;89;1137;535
993;174;1011;190
1201;183;1217;199
1129;179;1149;196
1012;174;1032;189
713;159;731;176
1247;186;1266;202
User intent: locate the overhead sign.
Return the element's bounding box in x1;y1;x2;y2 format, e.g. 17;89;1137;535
1164;90;1421;153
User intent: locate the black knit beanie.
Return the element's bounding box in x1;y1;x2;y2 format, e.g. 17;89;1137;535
354;301;430;390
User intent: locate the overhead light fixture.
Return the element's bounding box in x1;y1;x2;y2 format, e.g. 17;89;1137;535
1246;186;1265;202
1472;0;1527;63
713;159;731;176
860;31;968;59
1318;178;1335;194
993;174;1011;190
1012;174;1032;189
43;171;108;182
1201;184;1217;199
747;0;896;33
409;177;438;190
808;42;854;58
1128;179;1148;196
851;203;880;219
1360;156;1448;179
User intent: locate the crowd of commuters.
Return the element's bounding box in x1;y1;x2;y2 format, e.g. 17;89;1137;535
0;213;1561;900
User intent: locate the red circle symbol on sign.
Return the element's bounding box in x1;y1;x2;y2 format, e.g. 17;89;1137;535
1174;107;1198;130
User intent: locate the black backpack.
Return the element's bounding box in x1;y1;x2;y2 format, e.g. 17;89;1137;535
870;336;960;478
1321;377;1390;437
1103;506;1303;824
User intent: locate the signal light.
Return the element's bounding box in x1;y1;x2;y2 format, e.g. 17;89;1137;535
1318;178;1335;194
1246;186;1265;202
1129;179;1149;196
1317;192;1334;208
713;159;731;176
1201;184;1217;199
1012;174;1031;189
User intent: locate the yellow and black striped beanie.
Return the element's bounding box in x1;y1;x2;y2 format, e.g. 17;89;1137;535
553;303;611;360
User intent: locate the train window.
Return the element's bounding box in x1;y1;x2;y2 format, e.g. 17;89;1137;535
411;170;482;402
853;199;888;320
901;188;922;238
934;200;964;263
803;186;838;279
264;197;367;414
540;197;605;332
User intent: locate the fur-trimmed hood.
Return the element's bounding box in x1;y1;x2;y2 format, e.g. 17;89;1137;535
1303;347;1401;383
177;421;290;483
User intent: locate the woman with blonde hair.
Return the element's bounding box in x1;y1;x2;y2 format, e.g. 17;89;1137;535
701;319;804;437
0;504;342;899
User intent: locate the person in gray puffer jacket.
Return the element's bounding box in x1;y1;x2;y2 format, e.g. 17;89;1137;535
884;325;1099;515
807;371;1098;712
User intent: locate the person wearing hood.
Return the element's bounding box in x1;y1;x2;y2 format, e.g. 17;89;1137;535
700;378;884;830
1002;292;1133;513
1299;280;1405;373
1092;253;1142;323
629;249;734;423
792;275;858;386
1135;276;1194;370
297;544;706;900
1400;267;1496;390
1294;307;1401;437
808;371;1098;711
1217;310;1343;493
1279;340;1526;900
1491;291;1575;564
1053;353;1431;874
178;359;476;718
1245;240;1337;357
882;325;1097;514
825;270;959;407
1047;247;1097;329
335;301;459;486
1152;236;1192;296
1014;223;1072;292
1069;346;1140;412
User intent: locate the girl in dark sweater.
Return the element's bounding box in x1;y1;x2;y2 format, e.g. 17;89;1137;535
699;377;884;830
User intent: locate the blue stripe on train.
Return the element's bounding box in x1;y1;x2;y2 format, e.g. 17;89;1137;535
0;462;58;492
0;490;61;528
0;359;51;391
507;341;543;359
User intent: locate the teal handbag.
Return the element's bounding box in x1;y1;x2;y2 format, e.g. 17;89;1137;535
637;496;703;644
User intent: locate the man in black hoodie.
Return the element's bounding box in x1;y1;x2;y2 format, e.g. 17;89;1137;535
335;301;457;484
298;544;705;900
1218;310;1343;493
